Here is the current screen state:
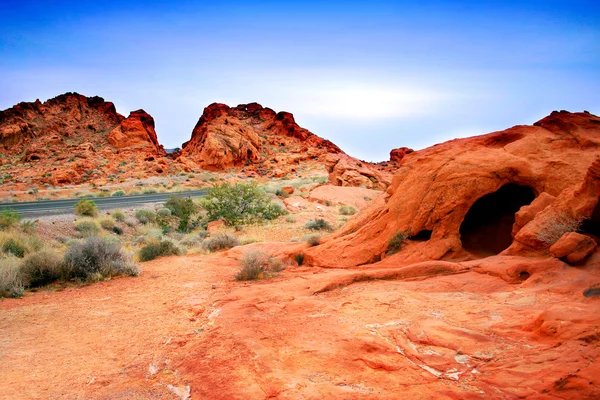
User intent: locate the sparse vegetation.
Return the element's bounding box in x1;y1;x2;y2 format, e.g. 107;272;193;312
165;195;198;232
98;216;115;231
339;205;357;216
157;207;172;217
139;239;184;261
111;190;125;197
285;215;296;223
74;219;100;236
0;209;22;231
303;234;321;247
537;213;582;245
20;250;62;287
111;209;126;222
200;182;286;226
135;209;156;224
305;219;333;231
387;231;407;255
63;237;139;280
201;234;240;252
235;250;286;281
74;199;99;217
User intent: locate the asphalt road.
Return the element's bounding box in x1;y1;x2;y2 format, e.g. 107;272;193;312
0;190;208;218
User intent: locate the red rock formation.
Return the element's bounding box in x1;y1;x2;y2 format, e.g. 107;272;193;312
325;153;391;190
108;110;165;155
180;102;343;173
390;146;414;163
0;93;175;186
305;111;600;268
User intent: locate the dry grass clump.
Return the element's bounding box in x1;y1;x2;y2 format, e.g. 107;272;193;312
98;216;116;231
387;231;407;255
303;234;321;247
63;237;139;281
111;209;126;222
339;205;357;216
537;213;582;245
138;239;184;261
74;219;100;236
0;256;24;297
236;250;286;281
201;234;240;252
305;219;333;231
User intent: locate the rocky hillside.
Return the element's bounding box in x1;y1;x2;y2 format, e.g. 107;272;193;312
178;102;392;188
0;93;173;187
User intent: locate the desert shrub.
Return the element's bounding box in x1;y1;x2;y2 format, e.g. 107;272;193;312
294;253;305;265
201;234;240;252
339;205;357;216
200;182;286;226
387;232;407;255
20;250;62;287
63;237;139;280
138;239;184;261
179;230;209;248
98;216;115;231
135;209;156;224
75;219;100;236
537;213;582;245
124;217;138;227
235;251;286;281
157;207;172;217
2;238;26;257
111;190;126;197
111;209;126;222
0;209;21;230
165;195;199;232
285;215;296;223
0;256;24;297
143;188;158;194
305;219;333;231
74;199;98;217
20;220;36;233
303;234;321;247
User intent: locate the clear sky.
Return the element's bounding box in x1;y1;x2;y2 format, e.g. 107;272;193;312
1;1;599;161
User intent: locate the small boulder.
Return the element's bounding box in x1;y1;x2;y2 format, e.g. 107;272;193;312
550;232;597;265
207;219;226;233
281;186;294;195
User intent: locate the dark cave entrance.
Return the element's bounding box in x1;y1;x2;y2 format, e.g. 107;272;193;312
581;199;600;240
459;183;536;256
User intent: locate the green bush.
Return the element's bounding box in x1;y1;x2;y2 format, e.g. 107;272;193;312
200;183;286;226
20;250;62;287
2;238;26;257
339;206;357;216
111;190;126;197
74;199;99;217
165;195;199;232
0;209;21;230
75;219;100;236
139;239;184;261
387;232;407;255
201;234;240;252
111;209;126;222
305;219;333;231
135;209;156;224
63;237;139;280
157;207;172;217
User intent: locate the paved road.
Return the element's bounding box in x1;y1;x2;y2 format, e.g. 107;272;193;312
0;190;208;217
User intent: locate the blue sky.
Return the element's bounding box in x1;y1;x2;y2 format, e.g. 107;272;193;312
1;1;599;161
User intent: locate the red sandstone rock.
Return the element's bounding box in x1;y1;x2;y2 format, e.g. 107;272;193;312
280;186;294;195
306;111;600;268
180;103;342;171
512;192;556;237
108;110;165;155
0;93;176;186
207;219;225;233
325;153;391;190
390;146;414;163
550;232;597;264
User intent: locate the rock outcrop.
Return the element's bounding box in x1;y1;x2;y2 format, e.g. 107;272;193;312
305;110;600;268
0;93;174;186
180;102;343;174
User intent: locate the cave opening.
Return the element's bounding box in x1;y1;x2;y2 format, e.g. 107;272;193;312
408;230;432;241
581;199;600;240
459;183;536;257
